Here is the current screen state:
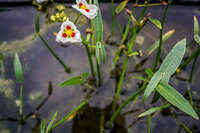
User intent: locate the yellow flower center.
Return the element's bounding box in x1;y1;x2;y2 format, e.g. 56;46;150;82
62;26;76;38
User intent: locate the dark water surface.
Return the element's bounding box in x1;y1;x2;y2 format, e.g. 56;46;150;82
0;4;200;133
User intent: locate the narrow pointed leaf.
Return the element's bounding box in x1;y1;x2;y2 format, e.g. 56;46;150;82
194;34;200;44
194;16;199;35
138;104;170;118
148;29;175;55
46;112;58;133
41;120;46;133
149;18;162;29
96;42;100;64
159;39;186;83
143;71;162;101
100;43;106;63
115;0;129;14
14;53;23;84
157;82;198;119
59;76;83;87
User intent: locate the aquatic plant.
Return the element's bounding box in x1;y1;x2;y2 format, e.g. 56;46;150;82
1;0;200;133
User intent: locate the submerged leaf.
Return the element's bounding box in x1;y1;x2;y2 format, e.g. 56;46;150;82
115;0;129;14
14;53;23;84
157;82;199;119
148;29;175;55
138;104;170;118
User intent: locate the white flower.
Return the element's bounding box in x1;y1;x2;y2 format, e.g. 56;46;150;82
72;0;98;19
36;0;46;4
56;18;82;44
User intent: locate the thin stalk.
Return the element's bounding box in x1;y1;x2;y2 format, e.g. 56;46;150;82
50;99;88;131
111;0;115;36
152;3;170;71
96;58;102;86
19;84;23;124
147;115;151;133
84;34;95;78
74;12;82;25
109;87;144;128
38;33;71;73
112;28;137;112
189;53;198;82
100;110;105;133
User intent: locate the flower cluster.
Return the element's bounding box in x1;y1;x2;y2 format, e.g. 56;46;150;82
56;0;98;45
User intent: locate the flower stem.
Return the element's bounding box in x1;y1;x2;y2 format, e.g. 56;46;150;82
74;13;82;25
19;84;23;124
38;33;71;73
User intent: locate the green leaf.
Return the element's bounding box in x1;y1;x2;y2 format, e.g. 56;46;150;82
157;82;199;119
93;0;106;64
159;39;186;83
138;104;170;118
144;39;186;101
194;34;200;44
46;112;58;133
194;16;199;35
59;76;84;87
143;71;162;101
145;68;154;78
14;53;23;84
96;42;100;64
81;73;88;78
115;0;129;14
50;99;88;130
93;0;103;42
130;76;149;82
148;29;175;55
41;120;46;133
35;12;40;33
100;43;106;64
149;18;162;29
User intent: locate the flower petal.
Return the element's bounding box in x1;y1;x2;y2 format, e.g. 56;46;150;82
72;0;98;19
56;18;82;44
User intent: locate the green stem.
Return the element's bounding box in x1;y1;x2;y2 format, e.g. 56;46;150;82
112;28;137;111
50;99;88;131
152;3;170;71
19;84;23;124
82;34;96;78
179;46;200;69
147;115;151;133
96;58;102;86
74;13;82;25
38;33;71;73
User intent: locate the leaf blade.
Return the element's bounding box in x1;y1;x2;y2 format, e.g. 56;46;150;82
149;18;162;30
14;53;23;84
46;112;58;133
194;16;199;35
157;82;199;119
59;76;84;87
143;71;162;101
115;0;129;14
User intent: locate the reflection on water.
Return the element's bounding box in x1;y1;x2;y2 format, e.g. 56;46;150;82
0;3;200;133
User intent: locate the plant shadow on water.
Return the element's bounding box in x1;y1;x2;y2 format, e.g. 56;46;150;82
0;2;200;133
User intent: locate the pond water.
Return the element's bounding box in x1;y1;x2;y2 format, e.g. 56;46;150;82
0;3;200;133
